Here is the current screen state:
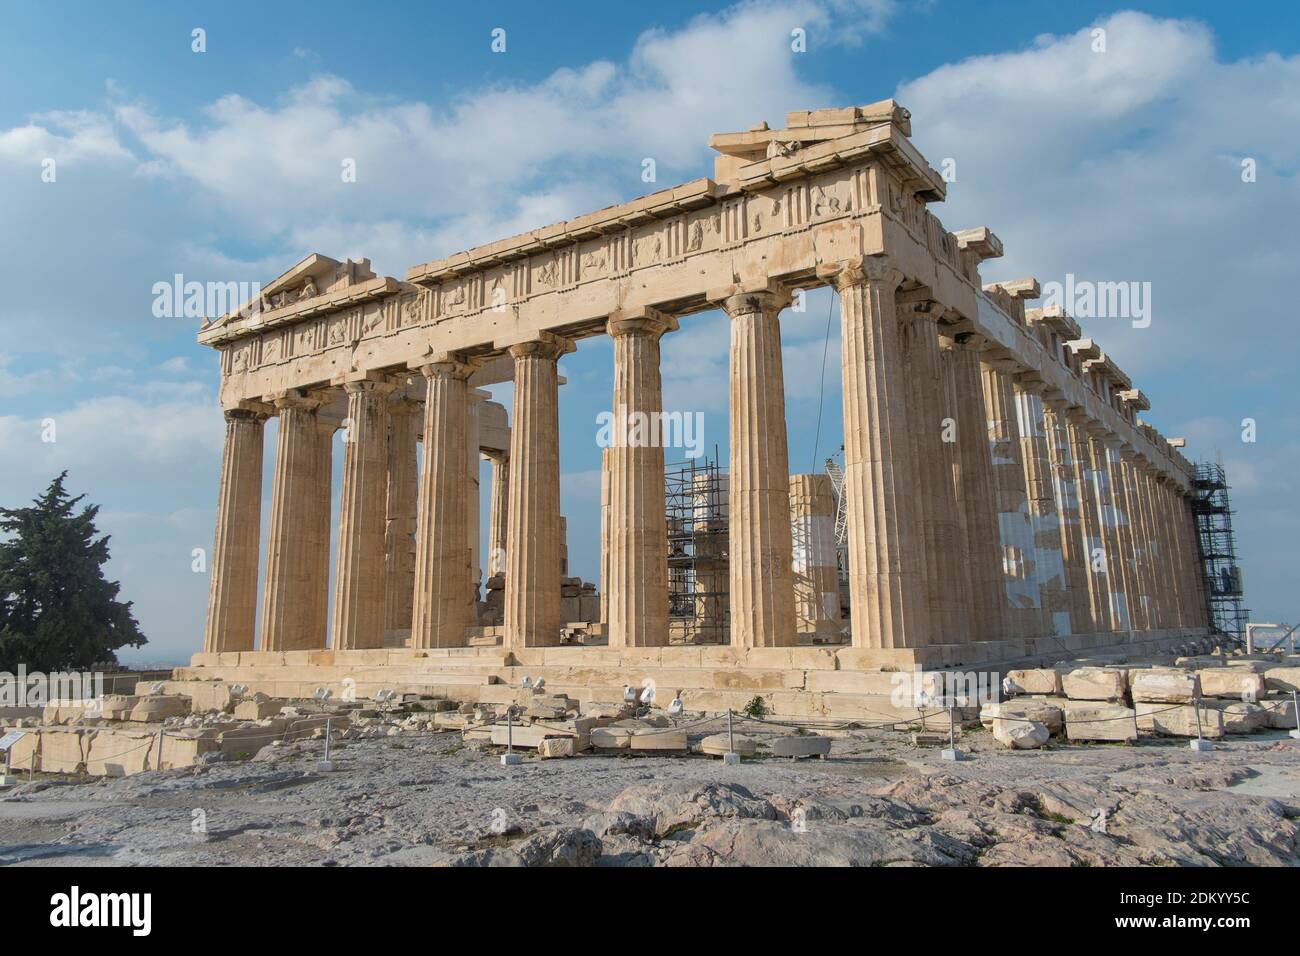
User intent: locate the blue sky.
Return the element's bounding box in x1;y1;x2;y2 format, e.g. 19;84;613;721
1;1;1296;663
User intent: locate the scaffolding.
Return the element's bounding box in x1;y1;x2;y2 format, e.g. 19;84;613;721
1190;461;1250;644
824;451;852;617
664;455;729;643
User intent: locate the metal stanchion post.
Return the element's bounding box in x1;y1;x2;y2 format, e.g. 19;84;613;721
318;716;336;771
1190;693;1212;752
501;704;522;765
723;708;740;765
1290;690;1300;741
941;698;965;761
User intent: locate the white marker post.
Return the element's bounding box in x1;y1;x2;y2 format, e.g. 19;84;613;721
723;708;740;765
501;705;522;766
1190;694;1213;753
318;716;336;771
1291;691;1300;741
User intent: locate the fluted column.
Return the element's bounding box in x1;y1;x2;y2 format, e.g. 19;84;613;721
983;358;1038;638
901;306;968;644
1095;437;1134;633
605;309;675;647
383;397;419;641
1043;400;1089;634
503;333;571;648
1160;478;1190;628
331;376;394;650
1138;464;1174;628
203;406;268;654
789;474;842;639
411;357;474;648
467;390;485;605
261;391;329;652
939;341;976;641
721;288;797;648
830;260;924;650
1015;380;1065;637
950;335;1006;641
485;449;509;578
1114;448;1151;631
1067;413;1111;633
306;413;336;648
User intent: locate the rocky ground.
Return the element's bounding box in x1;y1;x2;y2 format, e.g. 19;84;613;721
2;719;1297;867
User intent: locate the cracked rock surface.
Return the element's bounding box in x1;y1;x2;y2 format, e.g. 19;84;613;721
1;729;1297;866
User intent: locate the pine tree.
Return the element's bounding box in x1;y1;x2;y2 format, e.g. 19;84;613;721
0;472;147;672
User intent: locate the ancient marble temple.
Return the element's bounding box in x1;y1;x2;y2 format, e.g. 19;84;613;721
189;101;1210;714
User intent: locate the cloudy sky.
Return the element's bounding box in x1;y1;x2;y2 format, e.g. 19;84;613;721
1;1;1295;663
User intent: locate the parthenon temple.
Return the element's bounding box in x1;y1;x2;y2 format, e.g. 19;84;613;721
185;100;1212;717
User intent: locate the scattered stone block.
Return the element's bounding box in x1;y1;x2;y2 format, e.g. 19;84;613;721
771;735;832;758
39;728;88;773
1198;669;1266;700
590;726;634;749
698;733;758;757
980;700;1064;734
128;695;191;722
1062;668;1128;702
992;717;1050;750
538;737;576;759
85;729;157;776
1003;669;1062;696
1211;701;1268;734
233;698;284;720
1130;670;1199;704
1135;702;1224;739
1259;698;1298;730
1062;703;1137;742
1264;668;1300;694
628;728;688;752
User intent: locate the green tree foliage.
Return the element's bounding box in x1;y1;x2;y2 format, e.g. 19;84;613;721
0;472;147;671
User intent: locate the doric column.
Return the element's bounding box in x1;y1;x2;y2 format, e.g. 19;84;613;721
383;396;419;641
203;405;269;654
1117;449;1154;631
261;391;330;652
938;340;976;641
1015;379;1065;637
410;357;475;648
306;411;337;648
604;308;676;647
1161;478;1191;628
598;448;609;625
1138;464;1174;628
789;474;842;639
949;334;1006;642
901;304;969;644
828;259;924;649
1095;437;1134;633
722;287;797;648
331;375;394;650
1066;413;1111;633
485;449;509;578
467;389;485;605
982;357;1038;638
1043;400;1089;634
503;333;571;648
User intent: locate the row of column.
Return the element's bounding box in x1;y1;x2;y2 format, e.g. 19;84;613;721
204;254;1207;655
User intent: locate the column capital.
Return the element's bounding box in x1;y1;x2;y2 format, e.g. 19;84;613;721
817;255;903;293
1013;370;1048;394
413;352;479;380
606;305;678;339
268;388;327;413
222;400;274;423
496;330;575;361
